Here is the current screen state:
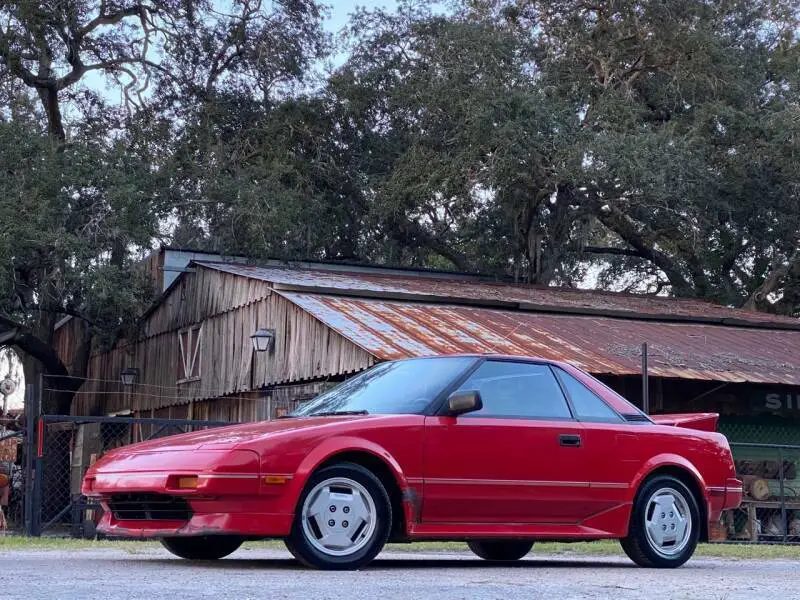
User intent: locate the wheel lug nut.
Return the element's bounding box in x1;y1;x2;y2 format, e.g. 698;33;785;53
661;513;665;519
662;524;667;531
342;520;349;528
343;506;350;514
329;506;336;512
669;512;674;518
328;519;335;527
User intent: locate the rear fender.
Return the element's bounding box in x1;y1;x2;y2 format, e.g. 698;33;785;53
629;454;708;506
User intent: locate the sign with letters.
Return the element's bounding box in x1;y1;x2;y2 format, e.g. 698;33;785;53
747;390;800;416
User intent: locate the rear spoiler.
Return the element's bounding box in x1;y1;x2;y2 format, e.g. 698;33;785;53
649;413;719;432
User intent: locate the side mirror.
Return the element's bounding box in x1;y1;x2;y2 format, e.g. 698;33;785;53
447;390;483;416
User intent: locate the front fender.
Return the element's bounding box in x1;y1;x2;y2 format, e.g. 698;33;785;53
629;453;708;504
294;435;410;493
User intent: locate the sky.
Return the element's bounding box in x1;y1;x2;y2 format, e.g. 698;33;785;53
325;1;400;31
80;0;409;104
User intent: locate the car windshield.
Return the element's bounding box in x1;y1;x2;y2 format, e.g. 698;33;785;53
290;356;475;417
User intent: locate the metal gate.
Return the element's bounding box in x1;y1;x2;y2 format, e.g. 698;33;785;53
32;415;232;537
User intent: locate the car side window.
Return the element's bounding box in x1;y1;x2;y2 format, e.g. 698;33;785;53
455;361;572;419
555;368;623;422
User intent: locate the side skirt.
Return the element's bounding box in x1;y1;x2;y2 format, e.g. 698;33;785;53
406;503;632;540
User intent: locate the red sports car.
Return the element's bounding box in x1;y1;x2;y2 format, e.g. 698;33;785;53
82;355;742;570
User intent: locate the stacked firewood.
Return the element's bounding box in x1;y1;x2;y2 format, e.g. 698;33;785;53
736;459;798;501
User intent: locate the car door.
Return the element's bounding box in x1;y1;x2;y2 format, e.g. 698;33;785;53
551;366;641;516
421;359;594;524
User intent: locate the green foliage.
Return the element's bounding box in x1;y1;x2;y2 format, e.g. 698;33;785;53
0;118;162;347
0;0;329;408
1;0;799;411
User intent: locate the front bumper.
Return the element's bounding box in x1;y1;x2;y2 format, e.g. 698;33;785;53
83;449;299;538
95;506;294;538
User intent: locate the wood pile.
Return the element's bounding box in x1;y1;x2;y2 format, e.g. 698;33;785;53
736;459;796;479
740;475;771;500
735;459;798;501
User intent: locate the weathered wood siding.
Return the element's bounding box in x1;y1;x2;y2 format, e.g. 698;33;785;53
52;317;82;374
73;265;375;416
142;266;273;337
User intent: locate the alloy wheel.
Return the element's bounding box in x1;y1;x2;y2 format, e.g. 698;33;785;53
643;487;693;558
300;476;378;557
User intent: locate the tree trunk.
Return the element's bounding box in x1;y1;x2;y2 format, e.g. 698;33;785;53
13;322;77;415
37;86;66;141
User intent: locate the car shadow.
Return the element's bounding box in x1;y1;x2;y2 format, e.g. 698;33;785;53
139;557;636;571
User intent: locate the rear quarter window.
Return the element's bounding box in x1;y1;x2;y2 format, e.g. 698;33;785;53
556;368;623;422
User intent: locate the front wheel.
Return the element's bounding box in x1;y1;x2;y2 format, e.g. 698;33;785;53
467;539;534;561
621;475;700;568
161;535;243;560
285;462;392;570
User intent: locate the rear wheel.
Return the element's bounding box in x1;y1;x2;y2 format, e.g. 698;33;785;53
467;540;534;561
621;474;700;568
160;535;243;560
285;462;391;570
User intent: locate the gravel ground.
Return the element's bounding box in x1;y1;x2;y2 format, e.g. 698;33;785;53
3;546;799;600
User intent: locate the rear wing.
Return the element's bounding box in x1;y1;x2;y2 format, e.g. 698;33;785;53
648;413;719;432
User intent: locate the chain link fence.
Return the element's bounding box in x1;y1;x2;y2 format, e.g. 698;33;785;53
711;418;800;543
711;442;800;544
35;415;232;536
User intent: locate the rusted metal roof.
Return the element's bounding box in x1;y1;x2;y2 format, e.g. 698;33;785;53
278;292;800;385
196;262;800;330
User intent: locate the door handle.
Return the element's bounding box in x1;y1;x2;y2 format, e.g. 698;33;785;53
559;434;582;448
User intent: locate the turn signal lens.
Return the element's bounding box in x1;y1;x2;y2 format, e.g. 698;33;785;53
177;476;198;489
263;475;289;485
0;473;9;489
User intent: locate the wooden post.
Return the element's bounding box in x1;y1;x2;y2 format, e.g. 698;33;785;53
641;342;649;414
23;384;36;536
747;503;758;542
778;447;787;542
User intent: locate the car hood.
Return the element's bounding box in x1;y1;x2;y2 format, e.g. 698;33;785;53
108;415;378;454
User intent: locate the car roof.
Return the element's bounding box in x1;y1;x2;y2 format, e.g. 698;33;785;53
393;353;573;369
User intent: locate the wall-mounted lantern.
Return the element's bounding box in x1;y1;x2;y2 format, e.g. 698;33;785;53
251;328;275;353
120;367;139;387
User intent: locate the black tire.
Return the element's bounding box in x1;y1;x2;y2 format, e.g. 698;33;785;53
285;462;392;570
621;474;700;568
160;535;243;560
467;540;534;561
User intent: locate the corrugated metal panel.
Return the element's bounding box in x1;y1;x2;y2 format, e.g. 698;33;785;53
278;292;800;385
197;262;800;329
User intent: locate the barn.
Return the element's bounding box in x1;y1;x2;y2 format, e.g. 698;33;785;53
68;256;800;445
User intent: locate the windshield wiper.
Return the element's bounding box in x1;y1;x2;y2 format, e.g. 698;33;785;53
278;409;370;419
310;410;370;417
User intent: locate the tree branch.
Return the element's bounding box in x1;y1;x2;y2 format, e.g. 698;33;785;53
582;245;643;258
595;205;694;296
743;250;800;310
78;6;144;37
